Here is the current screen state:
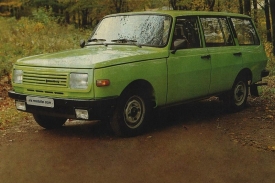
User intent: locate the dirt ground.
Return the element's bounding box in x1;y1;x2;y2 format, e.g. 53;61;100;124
1;88;275;152
1;77;275;182
3;78;275;152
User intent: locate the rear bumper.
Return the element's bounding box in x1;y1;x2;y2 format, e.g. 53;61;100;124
261;69;269;78
8;91;117;120
249;69;269;97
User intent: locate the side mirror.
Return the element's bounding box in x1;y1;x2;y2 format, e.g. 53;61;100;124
171;39;187;54
80;40;86;48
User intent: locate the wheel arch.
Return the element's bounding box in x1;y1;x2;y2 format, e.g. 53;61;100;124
120;79;156;107
235;68;252;84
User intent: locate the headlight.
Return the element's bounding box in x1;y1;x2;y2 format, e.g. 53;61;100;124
13;69;23;84
70;73;88;89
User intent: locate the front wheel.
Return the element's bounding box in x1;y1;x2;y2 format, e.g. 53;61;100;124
110;90;152;137
224;75;248;112
33;114;67;129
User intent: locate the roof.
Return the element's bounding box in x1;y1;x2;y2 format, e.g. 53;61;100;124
105;10;251;19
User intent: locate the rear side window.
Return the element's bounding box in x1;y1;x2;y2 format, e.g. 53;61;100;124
231;18;260;45
200;17;234;47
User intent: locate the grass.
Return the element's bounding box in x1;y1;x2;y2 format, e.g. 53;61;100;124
0;15;90;128
0;16;90;78
0;98;31;129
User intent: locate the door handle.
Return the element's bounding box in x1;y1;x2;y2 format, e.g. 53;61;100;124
233;52;242;56
201;55;211;59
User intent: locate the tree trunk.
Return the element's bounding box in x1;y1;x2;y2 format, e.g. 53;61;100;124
239;0;244;14
244;0;251;15
113;0;123;13
270;0;275;55
217;0;221;11
170;0;177;10
81;9;88;27
206;0;215;11
253;0;257;26
265;0;272;42
65;11;70;24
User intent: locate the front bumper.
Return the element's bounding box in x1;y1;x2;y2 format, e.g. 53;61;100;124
8;91;117;120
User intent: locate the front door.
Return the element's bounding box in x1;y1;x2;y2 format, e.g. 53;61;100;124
167;16;211;104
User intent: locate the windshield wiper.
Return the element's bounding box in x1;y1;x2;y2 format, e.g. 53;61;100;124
86;38;108;47
111;39;141;48
88;38;106;43
111;39;137;43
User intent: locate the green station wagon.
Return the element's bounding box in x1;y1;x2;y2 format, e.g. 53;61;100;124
9;11;269;136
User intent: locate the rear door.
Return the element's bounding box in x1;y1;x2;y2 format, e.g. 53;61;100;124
200;16;243;94
230;17;266;83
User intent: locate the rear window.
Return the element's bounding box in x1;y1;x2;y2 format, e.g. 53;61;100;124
231;18;260;45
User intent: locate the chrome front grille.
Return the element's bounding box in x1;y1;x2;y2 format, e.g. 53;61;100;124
23;71;68;87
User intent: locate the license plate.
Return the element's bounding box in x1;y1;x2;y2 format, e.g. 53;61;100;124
26;96;54;108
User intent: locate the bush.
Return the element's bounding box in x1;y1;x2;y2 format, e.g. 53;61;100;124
0;13;90;79
264;42;275;76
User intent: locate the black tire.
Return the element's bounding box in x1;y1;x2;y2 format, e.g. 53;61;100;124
225;75;248;112
110;90;152;137
33;114;67;129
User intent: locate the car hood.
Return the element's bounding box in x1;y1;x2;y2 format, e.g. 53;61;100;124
16;45;169;69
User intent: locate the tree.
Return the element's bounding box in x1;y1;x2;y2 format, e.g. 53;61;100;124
0;0;23;18
239;0;244;13
264;0;272;42
270;0;275;55
111;0;124;13
65;0;96;28
169;0;178;10
252;0;257;26
244;0;251;15
27;0;61;13
205;0;215;11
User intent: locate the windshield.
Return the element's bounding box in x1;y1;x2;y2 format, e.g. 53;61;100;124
90;14;172;47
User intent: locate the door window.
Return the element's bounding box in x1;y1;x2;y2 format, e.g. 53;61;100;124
200;17;234;47
172;17;202;49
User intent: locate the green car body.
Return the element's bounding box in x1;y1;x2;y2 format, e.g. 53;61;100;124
9;11;269;136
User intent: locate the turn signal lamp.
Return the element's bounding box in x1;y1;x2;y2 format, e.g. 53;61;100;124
96;79;110;87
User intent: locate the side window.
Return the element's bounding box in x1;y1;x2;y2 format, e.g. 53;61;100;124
200;17;234;47
171;16;202;50
231;18;260;45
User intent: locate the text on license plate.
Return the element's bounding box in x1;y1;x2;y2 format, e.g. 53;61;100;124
26;96;54;108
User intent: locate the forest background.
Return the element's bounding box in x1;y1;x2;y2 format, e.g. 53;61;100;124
0;0;275;128
0;0;275;79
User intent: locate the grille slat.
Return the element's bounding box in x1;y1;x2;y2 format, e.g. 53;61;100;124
23;71;68;87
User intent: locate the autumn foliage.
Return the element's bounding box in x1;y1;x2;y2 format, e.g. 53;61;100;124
0;9;89;127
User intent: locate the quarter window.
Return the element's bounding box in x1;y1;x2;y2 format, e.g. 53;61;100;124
200;17;234;47
231;18;260;45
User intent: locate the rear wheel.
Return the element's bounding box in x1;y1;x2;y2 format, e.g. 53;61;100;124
224;75;248;111
110;90;152;137
33;114;67;129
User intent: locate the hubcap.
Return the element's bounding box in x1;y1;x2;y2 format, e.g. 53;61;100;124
124;96;145;129
234;81;246;106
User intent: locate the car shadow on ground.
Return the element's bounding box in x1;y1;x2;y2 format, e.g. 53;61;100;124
42;98;232;139
150;97;228;130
